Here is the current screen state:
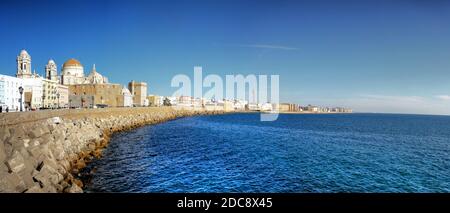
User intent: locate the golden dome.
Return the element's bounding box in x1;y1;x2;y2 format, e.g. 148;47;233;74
63;58;83;67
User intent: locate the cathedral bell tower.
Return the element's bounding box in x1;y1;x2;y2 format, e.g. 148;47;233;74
45;59;58;82
16;49;32;78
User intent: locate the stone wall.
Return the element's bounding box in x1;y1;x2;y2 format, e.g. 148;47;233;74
0;107;223;193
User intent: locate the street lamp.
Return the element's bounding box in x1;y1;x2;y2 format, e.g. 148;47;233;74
57;92;60;109
18;86;23;112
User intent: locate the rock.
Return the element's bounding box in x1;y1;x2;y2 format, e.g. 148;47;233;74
71;178;84;188
27;146;42;158
29;125;49;138
33;164;64;187
51;145;65;161
29;138;41;147
25;184;44;193
0;142;6;163
6;150;26;173
40;133;53;145
64;184;83;193
0;127;10;142
48;117;62;125
41;184;57;193
0;172;27;193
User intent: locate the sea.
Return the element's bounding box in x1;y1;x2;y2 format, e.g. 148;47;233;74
84;113;450;192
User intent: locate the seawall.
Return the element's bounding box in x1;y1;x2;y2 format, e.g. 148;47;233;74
0;107;223;193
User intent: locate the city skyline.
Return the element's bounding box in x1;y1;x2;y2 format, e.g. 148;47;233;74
1;0;450;114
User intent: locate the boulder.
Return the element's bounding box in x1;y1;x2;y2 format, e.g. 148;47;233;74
28;125;49;138
25;184;44;193
48;117;62;125
33;164;64;187
40;133;53;145
5;150;26;173
64;184;83;193
0;141;6;163
0;172;27;193
0;127;10;142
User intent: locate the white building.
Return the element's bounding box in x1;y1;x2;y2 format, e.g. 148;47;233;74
45;59;58;82
22;78;43;110
0;74;24;112
15;50;43;109
61;59;85;85
16;50;40;79
84;64;109;84
121;86;133;107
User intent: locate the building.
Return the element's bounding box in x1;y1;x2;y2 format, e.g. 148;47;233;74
56;84;69;108
279;103;299;112
69;95;94;108
16;50;40;79
60;59;110;86
306;105;319;112
0;74;24;112
45;59;58;82
147;95;161;107
42;79;58;108
69;83;125;107
22;78;43;110
61;59;85;85
121;86;133;107
84;64;109;84
128;81;147;106
15;50;44;109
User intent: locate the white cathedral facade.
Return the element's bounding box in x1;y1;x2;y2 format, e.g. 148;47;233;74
60;59;108;85
16;49;109;85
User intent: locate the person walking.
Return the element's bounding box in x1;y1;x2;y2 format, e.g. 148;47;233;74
6;106;9;112
0;105;2;113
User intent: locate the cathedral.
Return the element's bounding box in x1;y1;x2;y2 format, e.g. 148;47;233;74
60;58;108;85
16;50;40;79
16;49;109;85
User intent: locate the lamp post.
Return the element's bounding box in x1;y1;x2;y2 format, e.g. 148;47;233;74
42;94;46;109
57;92;60;109
18;86;23;112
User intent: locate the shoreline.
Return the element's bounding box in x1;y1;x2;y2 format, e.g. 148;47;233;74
0;107;224;193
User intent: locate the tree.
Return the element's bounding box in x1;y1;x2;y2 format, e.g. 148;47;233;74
163;97;172;106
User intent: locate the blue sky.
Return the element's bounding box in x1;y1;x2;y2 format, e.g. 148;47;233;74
1;0;450;114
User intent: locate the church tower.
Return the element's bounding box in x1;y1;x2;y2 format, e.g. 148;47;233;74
16;50;32;78
45;59;58;82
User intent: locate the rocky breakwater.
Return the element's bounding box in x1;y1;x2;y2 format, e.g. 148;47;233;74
0;107;223;193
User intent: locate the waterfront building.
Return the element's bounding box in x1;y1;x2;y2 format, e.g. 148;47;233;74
260;102;273;111
69;95;94;108
233;99;247;111
307;105;319;112
57;84;69;108
121;86;133;107
42;79;58;108
45;59;59;82
128;81;147;107
147;95;162;107
0;74;24;111
22;78;43;110
69;83;127;107
247;103;260;111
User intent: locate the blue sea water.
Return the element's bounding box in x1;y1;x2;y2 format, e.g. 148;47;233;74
84;113;450;192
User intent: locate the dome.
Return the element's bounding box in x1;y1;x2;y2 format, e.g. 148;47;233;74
63;58;83;68
20;49;29;56
48;59;56;64
85;64;108;84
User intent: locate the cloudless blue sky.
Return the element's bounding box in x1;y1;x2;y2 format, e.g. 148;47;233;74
1;0;450;114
